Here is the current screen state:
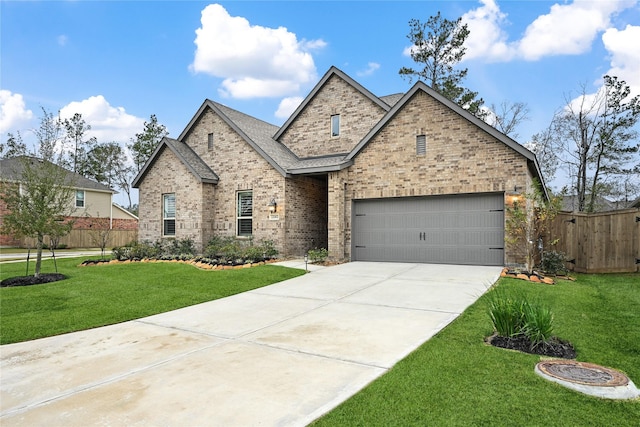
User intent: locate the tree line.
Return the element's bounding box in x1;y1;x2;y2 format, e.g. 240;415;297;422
400;12;639;211
1;110;168;212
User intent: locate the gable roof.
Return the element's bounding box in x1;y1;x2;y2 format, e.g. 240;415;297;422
273;66;392;141
132;137;219;188
178;100;296;177
133;66;547;198
345;81;548;199
0;156;114;193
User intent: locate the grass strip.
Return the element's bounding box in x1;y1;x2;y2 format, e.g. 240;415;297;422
0;257;304;344
314;273;640;426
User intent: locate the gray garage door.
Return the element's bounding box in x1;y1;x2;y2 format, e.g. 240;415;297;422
352;193;504;266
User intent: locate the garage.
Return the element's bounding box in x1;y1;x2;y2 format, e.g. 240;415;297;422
352;193;505;266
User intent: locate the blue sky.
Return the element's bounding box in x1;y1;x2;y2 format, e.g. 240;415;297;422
2;0;639;204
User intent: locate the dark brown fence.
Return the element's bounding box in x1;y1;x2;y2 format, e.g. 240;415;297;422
548;209;640;273
21;229;138;250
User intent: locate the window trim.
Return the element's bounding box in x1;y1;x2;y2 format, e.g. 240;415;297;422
75;190;85;208
331;114;340;137
163;193;176;237
207;132;214;151
236;190;253;237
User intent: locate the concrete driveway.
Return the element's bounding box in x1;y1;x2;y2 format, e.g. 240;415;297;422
0;261;501;426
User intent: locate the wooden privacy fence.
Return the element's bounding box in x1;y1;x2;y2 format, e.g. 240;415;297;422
548;209;640;273
22;229;138;250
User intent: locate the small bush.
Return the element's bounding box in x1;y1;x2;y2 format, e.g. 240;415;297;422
259;239;278;259
170;238;196;256
307;248;328;263
488;289;555;348
487;290;527;338
243;245;265;263
540;250;566;275
523;303;554;348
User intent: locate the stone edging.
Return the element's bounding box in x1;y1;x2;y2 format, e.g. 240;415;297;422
500;268;555;284
79;259;280;270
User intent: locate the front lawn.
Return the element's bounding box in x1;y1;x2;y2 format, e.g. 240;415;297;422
315;273;640;426
0;257;305;344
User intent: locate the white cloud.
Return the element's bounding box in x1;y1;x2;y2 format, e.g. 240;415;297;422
0;90;33;134
462;0;513;62
602;24;640;97
275;96;303;119
517;0;635;61
424;0;639;63
57;35;68;47
190;4;325;99
357;62;381;77
59;96;145;143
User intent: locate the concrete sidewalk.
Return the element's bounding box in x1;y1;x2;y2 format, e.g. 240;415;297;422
0;262;502;426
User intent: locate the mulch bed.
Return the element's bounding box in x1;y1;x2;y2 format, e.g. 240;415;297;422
488;334;576;359
1;273;67;288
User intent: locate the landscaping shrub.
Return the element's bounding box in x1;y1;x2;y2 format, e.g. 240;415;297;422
169;238;196;256
540;250;566;275
522;302;554;348
487;290;526;338
113;237;278;265
487;289;555;348
307;247;328;263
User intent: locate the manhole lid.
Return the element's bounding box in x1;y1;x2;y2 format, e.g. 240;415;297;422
535;360;640;400
537;360;629;386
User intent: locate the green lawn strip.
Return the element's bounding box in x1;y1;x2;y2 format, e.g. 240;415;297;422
0;257;304;344
315;274;640;426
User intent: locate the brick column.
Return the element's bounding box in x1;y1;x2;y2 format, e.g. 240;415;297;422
327;172;346;261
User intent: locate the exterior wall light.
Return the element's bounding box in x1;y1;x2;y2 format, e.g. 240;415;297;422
268;198;277;213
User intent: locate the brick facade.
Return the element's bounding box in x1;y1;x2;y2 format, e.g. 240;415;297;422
135;66;543;264
327;90;531;265
278;74;387;157
284;175;328;255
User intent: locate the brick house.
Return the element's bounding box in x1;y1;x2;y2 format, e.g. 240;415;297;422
133;66;545;266
0;156;138;248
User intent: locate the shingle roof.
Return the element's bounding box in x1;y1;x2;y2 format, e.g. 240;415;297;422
211;102;299;173
0;156;114;193
287;155;352;174
134;66;547;195
379;93;404;107
132;138;219;188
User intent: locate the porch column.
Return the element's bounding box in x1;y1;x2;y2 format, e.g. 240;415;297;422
327;172;346;261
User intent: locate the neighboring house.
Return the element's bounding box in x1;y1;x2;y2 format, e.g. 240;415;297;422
560;195;632;212
0;156;138;247
133;66;546;266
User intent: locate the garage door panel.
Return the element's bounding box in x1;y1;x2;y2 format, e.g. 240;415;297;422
352;194;504;266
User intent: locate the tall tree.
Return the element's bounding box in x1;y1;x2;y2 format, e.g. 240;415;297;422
540;76;639;212
86;141;136;208
129;114;168;172
1;132;27;159
62;113;96;175
1;157;75;277
399;13;484;118
33;108;64;163
86;142;126;188
487;101;530;139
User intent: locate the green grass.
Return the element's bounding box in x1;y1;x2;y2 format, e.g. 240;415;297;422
0;257;305;344
315;273;640;426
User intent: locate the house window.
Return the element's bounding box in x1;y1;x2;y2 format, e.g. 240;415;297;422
416;135;426;155
207;133;214;151
331;114;340;137
163;193;176;236
237;191;253;237
75;190;85;208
